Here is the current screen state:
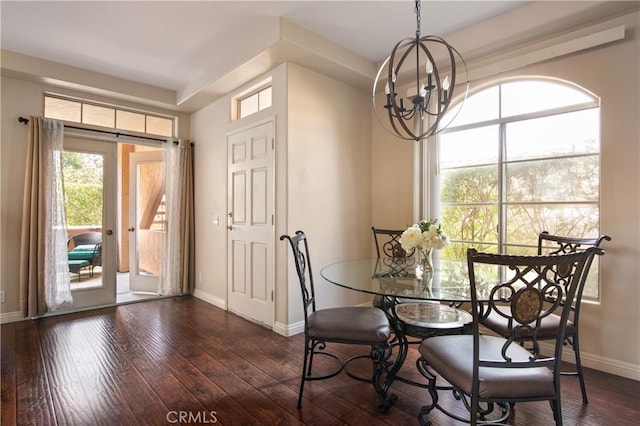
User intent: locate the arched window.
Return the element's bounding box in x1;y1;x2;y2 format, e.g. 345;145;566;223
437;78;601;298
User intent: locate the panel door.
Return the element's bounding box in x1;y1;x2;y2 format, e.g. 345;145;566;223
227;121;274;327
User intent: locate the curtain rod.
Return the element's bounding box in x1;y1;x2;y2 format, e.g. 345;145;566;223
18;116;179;144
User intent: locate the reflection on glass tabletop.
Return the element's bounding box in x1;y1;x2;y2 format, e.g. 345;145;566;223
320;258;499;302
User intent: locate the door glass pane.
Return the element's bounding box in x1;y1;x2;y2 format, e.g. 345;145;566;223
63;150;104;289
135;161;165;277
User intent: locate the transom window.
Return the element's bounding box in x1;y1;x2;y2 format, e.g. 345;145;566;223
437;78;601;298
237;85;272;120
44;95;174;137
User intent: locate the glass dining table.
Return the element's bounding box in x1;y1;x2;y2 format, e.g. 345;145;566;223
320;256;499;410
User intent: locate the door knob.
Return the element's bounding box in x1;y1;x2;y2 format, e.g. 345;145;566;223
128;227;135;232
106;229;113;235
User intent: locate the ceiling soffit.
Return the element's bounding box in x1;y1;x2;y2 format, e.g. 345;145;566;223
2;1;638;113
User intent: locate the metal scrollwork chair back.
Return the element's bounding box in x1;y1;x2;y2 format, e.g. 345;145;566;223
416;247;603;426
280;231;392;409
371;227;415;259
482;231;611;404
370;227;417;309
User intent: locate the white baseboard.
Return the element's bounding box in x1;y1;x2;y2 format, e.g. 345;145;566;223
562;345;640;381
273;320;304;337
192;289;226;310
539;342;639;381
0;310;26;324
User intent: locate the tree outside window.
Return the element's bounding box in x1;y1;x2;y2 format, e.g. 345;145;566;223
437;78;601;298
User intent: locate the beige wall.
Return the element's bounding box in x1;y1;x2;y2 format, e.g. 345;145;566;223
190;63;372;330
371;12;640;379
190;65;289;326
286;63;372;312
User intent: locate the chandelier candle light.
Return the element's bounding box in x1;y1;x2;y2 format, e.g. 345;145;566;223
372;0;469;141
399;219;450;277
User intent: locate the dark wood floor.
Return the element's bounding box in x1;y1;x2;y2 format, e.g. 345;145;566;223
1;296;638;425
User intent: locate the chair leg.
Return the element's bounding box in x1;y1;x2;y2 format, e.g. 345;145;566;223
297;338;311;408
550;398;563;426
572;336;589;404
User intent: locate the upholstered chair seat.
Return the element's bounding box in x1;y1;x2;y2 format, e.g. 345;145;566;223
420;334;554;399
482;306;576;340
308;307;390;343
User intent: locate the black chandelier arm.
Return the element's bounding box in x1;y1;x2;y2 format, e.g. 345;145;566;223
387;38;416;111
372;0;469;141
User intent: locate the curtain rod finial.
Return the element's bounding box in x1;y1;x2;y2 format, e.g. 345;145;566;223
19;116;29;125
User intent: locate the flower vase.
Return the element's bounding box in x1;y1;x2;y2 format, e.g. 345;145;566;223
420;247;434;273
415;247;433;279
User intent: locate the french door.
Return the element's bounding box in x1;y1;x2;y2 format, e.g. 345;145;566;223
128;151;164;293
63;137;117;309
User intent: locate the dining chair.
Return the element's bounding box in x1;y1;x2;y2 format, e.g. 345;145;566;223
280;231;392;409
371;226;472;341
480;231;610;404
371;227;416;309
416;246;603;426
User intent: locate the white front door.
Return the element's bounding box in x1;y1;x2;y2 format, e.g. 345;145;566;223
227;121;275;327
128;150;163;293
63;137;117;309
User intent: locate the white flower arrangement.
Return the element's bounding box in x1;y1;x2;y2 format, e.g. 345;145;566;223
400;219;450;252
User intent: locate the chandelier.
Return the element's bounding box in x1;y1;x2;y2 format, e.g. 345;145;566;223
373;0;469;141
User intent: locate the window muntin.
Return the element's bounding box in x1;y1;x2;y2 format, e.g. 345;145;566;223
44;95;174;137
438;79;601;298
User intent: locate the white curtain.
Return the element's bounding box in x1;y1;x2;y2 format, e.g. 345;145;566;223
20;117;73;315
159;139;185;296
43;119;73;310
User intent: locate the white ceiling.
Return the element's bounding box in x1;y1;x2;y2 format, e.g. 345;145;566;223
1;1;529;94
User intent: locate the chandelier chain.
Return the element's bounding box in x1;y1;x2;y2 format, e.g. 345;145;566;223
415;0;421;37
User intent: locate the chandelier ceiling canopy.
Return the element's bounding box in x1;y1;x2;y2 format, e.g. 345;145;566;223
373;0;469;142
